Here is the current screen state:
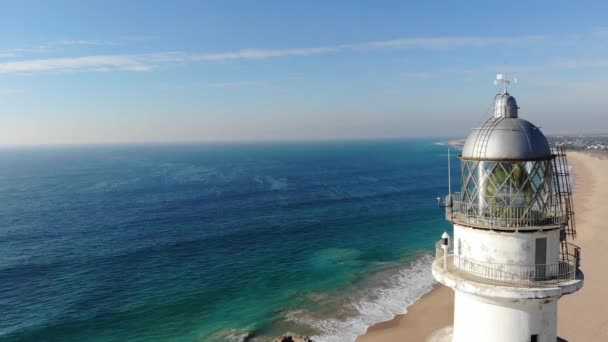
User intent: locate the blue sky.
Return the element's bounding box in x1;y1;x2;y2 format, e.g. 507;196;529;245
2;1;608;144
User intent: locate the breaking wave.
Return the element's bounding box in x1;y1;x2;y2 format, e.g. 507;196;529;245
285;254;436;342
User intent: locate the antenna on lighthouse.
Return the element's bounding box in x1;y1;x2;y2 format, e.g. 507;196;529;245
448;148;452;197
494;73;518;93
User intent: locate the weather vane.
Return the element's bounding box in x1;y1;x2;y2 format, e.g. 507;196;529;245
493;73;518;94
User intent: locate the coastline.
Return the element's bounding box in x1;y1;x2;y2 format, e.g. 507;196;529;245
357;151;608;341
356;285;453;342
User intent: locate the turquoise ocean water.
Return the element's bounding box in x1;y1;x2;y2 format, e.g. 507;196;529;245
0;140;458;341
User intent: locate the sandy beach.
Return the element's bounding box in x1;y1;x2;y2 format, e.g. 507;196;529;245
357;151;608;341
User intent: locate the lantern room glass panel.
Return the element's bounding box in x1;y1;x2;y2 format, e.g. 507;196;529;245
459;159;553;221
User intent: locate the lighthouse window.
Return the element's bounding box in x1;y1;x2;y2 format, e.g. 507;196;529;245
531;334;538;342
458;159;553;225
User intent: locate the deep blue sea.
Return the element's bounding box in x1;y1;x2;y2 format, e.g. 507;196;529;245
0;140;458;342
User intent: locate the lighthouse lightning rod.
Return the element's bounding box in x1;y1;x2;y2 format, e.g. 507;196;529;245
494;73;518;94
448;148;451;197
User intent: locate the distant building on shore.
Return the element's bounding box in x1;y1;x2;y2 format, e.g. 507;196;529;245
434;75;583;342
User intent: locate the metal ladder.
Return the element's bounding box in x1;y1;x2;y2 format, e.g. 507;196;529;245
551;146;577;260
474;117;503;160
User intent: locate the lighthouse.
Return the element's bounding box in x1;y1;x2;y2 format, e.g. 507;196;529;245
433;75;583;342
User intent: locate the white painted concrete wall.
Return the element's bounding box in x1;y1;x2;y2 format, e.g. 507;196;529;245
453;224;560;266
453;291;557;342
447;226;563;342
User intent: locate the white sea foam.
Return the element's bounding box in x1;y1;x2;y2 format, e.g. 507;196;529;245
266;176;287;191
254;175;288;191
286;254;436;342
87;177;141;192
357;176;379;183
168;165;219;184
210;328;259;342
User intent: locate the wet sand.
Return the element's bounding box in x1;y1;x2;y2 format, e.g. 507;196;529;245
357;151;608;341
356;285;453;342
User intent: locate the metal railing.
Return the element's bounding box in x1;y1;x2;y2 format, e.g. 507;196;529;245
444;192;568;229
434;241;580;287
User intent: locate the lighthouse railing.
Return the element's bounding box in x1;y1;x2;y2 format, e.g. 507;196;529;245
434;241;580;286
447;192;569;229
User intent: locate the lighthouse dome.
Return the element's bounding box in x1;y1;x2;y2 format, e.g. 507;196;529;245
494;93;518;118
461;94;551;160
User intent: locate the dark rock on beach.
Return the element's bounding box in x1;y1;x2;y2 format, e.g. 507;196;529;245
272;332;314;342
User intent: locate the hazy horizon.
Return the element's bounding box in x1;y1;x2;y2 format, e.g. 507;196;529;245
2;133;607;148
2;1;608;145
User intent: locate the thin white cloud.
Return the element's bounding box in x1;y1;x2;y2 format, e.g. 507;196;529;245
56;39;101;46
188;35;545;61
192;47;339;61
0;55;152;74
203;80;269;88
3;39;113;57
349;35;545;50
0;34;567;75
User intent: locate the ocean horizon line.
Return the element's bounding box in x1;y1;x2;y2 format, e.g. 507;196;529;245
0;136;463;149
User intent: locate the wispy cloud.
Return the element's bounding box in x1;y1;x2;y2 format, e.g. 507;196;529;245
0;33;568;75
55;39;101;46
184;34;545;62
1;38;115;58
193;47;340;61
202;80;270;88
348;35;545;50
0;34;546;75
0;55;152;74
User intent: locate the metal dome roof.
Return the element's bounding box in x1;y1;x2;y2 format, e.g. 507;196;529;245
494;93;518;118
461;93;551;160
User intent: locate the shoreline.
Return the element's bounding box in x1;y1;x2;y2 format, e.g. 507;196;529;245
306;253;437;342
356;284;452;342
357;151;608;341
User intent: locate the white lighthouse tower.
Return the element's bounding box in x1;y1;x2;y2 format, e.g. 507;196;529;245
433;75;583;342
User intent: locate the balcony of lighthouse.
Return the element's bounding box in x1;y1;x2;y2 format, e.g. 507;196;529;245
442;159;569;231
433;240;581;288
